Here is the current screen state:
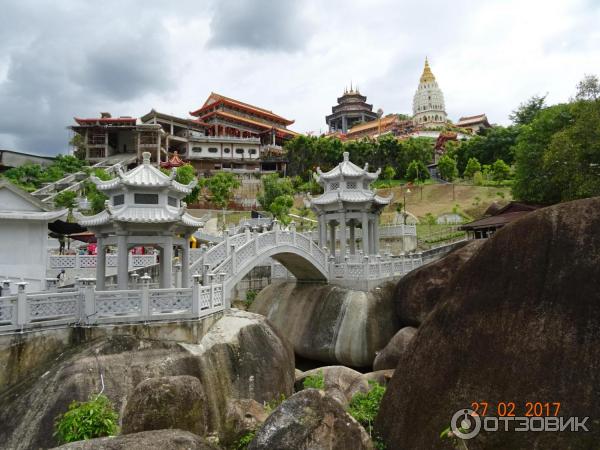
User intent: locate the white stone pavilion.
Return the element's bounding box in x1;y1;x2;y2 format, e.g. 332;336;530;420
74;152;203;290
310;152;391;258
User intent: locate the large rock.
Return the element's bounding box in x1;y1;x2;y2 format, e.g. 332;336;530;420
372;326;417;371
250;282;399;367
294;366;369;407
0;310;294;449
376;198;600;449
220;399;269;447
395;240;483;325
181;309;295;431
52;429;217;449
249;389;373;450
363;369;394;387
121;376;207;435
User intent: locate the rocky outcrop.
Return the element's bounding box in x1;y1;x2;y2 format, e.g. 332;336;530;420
250;282;399;367
219;399;269;447
363;369;394;387
52;429;217;449
376;198;600;449
121;376;207;435
395;240;483;325
294;366;369;408
0;310;294;449
372;326;417;371
249;389;373;450
184;309;295;431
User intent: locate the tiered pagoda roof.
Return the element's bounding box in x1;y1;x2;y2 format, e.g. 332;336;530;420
310;152;392;208
75;152;203;229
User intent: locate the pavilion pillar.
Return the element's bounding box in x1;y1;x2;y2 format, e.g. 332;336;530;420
117;234;128;290
96;237;106;290
349;222;356;255
181;235;191;288
156;133;162;166
368;219;375;255
342;116;348;133
339;213;347;257
329;222;336;256
161;238;173;288
373;217;380;254
361;213;369;254
318;214;326;246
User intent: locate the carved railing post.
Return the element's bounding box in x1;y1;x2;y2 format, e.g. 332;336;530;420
224;230;231;256
140;273;151;320
208;274;215;308
202;263;210;285
230;245;237;274
2;279;11;296
192;274;202;316
174;263;182;288
131;272;139;289
363;256;369;279
79;277;96;325
16;281;29;327
290;221;297;246
45;277;58;292
273;219;279;245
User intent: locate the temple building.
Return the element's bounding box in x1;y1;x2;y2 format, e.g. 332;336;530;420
70;93;298;176
345;115;415;140
456;114;492;134
326;85;379;133
412;58;447;128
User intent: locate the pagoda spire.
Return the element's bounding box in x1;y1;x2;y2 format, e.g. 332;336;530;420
420;57;436;84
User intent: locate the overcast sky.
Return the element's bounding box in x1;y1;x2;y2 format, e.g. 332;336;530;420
1;0;599;155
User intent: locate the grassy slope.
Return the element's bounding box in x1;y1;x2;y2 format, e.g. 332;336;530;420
377;183;513;223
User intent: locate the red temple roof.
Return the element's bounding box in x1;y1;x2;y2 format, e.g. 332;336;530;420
190;92;294;126
160;151;186;169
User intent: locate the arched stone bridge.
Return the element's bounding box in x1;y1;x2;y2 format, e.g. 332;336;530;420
189;226;425;305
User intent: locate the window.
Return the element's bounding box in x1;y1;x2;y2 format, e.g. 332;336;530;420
168;196;178;207
113;194;124;206
249;149;257;155
224;148;230;154
192;147;202;153
235;148;244;154
208;147;218;153
346;182;357;189
329;182;339;190
134;193;159;204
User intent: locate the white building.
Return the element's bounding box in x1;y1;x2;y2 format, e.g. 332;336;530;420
0;181;67;292
412;58;447;128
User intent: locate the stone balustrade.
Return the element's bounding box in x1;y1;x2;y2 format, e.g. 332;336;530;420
0;274;224;333
48;253;157;270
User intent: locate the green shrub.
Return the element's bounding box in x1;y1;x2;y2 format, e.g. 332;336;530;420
302;370;325;390
245;289;258;306
264;393;287;413
54;394;119;444
234;430;256;449
348;381;386;438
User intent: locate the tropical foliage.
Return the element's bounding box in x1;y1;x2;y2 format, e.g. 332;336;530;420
54;394;119;444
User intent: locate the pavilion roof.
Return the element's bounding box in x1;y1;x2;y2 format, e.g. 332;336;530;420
199;110;299;137
74;205;204;228
316;152;380;181
92;152;195;195
160;151;186;169
190;92;294;126
310;190;392;206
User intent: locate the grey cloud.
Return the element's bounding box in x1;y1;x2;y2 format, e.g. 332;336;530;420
208;0;310;51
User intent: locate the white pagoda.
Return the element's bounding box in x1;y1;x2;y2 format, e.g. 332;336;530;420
75;152;203;290
310;152;391;258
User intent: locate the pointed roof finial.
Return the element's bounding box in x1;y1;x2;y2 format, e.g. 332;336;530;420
420;56;435;84
350;80;353;92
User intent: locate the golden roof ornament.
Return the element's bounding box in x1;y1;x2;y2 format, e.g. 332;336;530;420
419;57;436;84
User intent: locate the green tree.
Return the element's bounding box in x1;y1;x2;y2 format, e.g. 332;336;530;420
491;159;511;181
405;160;429;182
382;165;396;182
463;157;481;179
54;190;77;210
510;94;547;126
270;194;294;224
70;134;87;160
437;155;458;181
198;172;240;209
257;174;294;212
174;164;200;205
575;74;600;101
